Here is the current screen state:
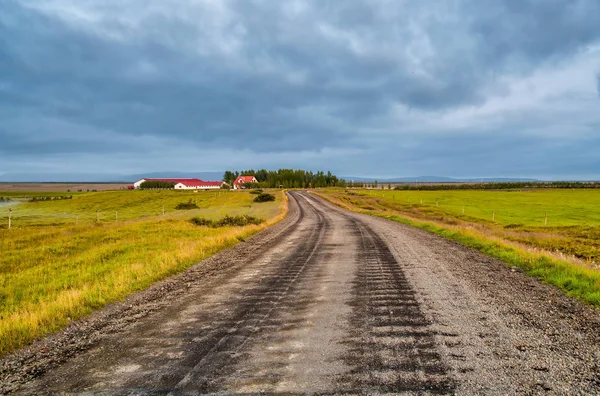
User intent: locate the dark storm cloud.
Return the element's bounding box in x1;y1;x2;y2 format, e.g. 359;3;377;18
0;136;119;155
1;0;599;177
466;0;600;62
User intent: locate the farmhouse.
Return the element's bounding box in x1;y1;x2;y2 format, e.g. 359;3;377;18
233;175;258;190
133;178;226;190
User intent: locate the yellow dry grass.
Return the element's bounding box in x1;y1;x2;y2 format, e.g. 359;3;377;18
0;190;288;356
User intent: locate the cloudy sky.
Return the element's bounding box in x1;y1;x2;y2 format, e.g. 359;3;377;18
1;0;600;180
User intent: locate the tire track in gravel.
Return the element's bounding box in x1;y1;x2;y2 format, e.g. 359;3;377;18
339;217;455;394
168;194;331;394
290;192;454;393
13;192;335;395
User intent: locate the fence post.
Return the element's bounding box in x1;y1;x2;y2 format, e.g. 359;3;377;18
8;208;11;229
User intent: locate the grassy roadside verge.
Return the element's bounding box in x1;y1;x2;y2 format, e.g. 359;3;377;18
315;191;600;307
0;191;288;357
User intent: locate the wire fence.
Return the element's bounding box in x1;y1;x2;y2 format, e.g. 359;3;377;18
0;205;174;229
1;201;264;230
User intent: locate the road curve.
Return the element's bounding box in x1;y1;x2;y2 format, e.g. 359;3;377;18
4;191;600;394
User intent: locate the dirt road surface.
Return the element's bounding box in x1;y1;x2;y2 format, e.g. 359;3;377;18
2;191;599;394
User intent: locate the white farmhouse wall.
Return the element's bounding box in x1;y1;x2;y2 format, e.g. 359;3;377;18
133;179;146;189
174;183;222;190
174;183;196;190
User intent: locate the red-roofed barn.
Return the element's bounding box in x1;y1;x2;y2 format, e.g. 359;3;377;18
133;178;226;190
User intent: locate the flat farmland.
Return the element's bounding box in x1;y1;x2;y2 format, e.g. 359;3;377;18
0;189;280;227
0;183;129;192
326;189;600;261
361;188;600;226
0;189;286;356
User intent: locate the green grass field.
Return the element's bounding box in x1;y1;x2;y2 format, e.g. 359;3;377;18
0;190;278;227
0;189;286;356
361;189;600;226
319;188;600;306
328;189;600;261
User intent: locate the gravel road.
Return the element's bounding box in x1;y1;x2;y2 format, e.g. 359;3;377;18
2;191;599;394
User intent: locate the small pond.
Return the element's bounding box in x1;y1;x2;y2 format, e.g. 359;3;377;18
0;201;21;207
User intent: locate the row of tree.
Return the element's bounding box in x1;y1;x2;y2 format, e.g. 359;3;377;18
139;181;176;189
223;169;346;189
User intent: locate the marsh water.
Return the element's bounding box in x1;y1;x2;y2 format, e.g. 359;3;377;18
0;201;20;207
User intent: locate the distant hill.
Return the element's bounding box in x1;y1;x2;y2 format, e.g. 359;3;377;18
0;171;224;183
341;176;540;183
0;172;545;183
128;172;224;182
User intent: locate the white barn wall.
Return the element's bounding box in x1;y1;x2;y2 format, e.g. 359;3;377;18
133;179;146;189
134;179;224;190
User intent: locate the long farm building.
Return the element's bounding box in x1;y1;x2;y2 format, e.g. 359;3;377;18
132;178;226;190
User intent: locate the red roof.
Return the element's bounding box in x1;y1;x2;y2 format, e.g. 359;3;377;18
234;176;257;185
199;181;223;187
141;178;204;186
137;178;223;188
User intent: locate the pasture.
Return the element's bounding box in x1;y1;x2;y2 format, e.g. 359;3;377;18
325;189;600;262
0;189;279;227
0;183;129;193
360;189;600;227
0;189;286;356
